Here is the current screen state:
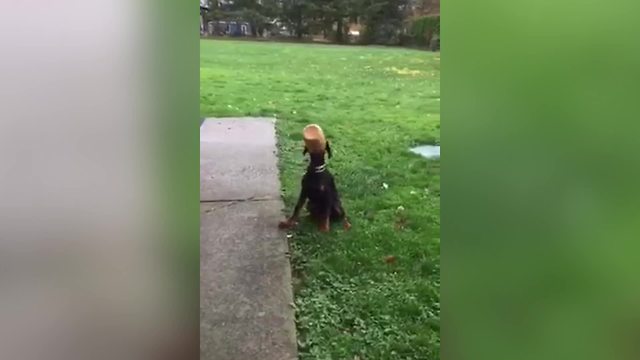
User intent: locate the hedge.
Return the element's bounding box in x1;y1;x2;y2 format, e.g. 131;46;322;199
406;15;440;47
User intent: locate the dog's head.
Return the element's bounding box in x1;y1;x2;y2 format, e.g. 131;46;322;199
303;140;331;159
302;124;331;159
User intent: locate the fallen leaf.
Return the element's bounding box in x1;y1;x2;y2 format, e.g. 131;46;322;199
384;255;397;264
394;217;408;230
385;66;424;76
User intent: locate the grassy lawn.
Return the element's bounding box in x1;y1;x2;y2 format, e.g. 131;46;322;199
201;39;440;359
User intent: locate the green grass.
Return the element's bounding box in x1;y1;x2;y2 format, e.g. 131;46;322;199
201;39;440;359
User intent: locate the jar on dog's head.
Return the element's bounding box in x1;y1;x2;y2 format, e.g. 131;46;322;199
303;124;326;154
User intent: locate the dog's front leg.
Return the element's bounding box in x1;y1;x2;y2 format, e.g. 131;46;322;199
279;188;307;229
336;203;352;231
318;202;331;232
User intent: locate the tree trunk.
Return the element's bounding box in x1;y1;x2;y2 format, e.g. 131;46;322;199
200;9;205;35
296;7;303;39
336;17;344;43
296;20;303;38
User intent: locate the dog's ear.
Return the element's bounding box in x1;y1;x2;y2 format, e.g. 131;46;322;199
326;141;332;159
303;146;308;156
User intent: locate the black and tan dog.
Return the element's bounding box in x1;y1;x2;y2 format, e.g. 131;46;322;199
279;124;351;232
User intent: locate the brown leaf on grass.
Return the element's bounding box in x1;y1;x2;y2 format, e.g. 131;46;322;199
394;219;407;230
385;66;424;76
384;255;397;264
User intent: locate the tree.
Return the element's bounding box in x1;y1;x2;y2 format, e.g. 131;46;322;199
360;0;408;44
202;0;421;46
281;0;314;38
309;0;359;43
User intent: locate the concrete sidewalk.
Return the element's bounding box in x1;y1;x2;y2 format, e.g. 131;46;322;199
200;118;297;360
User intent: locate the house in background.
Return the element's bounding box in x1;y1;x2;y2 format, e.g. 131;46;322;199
347;21;363;39
201;0;255;37
207;20;252;36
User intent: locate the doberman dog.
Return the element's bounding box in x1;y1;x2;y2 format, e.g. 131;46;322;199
279;141;351;232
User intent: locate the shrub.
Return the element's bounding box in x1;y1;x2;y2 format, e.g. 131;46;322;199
407;15;440;47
